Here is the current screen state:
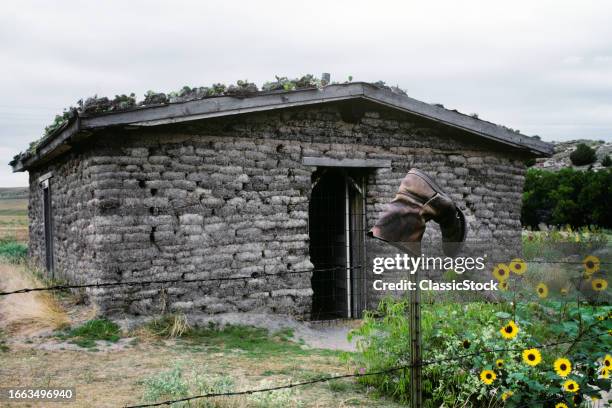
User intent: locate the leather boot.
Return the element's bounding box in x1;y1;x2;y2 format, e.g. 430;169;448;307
369;169;466;256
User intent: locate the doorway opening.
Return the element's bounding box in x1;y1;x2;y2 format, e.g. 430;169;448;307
309;168;366;320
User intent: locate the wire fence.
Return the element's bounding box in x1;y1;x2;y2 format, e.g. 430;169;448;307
1;259;609;297
123;330;609;407
1;255;609;406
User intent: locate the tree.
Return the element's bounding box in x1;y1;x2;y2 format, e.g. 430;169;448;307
569;143;596;166
522;168;612;228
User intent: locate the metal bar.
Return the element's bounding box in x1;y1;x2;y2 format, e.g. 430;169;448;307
345;180;352;319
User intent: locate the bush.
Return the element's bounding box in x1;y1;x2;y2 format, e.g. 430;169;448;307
569;143;597;166
347;297;612;407
522;168;612;228
602;155;612;167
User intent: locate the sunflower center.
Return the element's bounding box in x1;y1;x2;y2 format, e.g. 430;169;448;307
597;283;602;288
568;383;574;390
587;261;594;268
606;360;610;367
538;288;543;293
486;373;491;379
505;326;513;333
560;364;567;370
528;354;535;361
500;270;505;275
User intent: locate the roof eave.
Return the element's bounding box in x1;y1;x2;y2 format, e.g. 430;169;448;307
12;82;553;172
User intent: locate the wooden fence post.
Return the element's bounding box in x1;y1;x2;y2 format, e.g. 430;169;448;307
409;266;422;408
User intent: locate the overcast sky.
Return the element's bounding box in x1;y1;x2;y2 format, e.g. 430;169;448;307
1;1;611;186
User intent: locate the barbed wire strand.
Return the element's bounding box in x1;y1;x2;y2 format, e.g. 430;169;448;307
2;258;610;297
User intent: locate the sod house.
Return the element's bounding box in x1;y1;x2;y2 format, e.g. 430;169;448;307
11;79;553;319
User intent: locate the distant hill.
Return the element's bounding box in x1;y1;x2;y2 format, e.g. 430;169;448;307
533;139;612;171
0;187;28;200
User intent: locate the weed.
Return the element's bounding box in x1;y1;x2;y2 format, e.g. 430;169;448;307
140;364;242;407
56;318;121;348
327;379;350;392
146;313;191;338
0;329;9;352
247;380;301;407
0;238;27;262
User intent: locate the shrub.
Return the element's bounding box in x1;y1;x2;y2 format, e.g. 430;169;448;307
347;297;612;407
569;143;597;166
602;155;612;167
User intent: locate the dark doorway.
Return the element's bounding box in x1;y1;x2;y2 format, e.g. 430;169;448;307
41;179;54;276
309;168;366;319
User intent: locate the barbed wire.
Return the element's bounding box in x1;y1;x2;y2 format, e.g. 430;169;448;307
123;331;610;407
1;257;609;297
0;265;363;296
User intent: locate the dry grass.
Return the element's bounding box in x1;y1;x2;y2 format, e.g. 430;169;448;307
0;198;28;243
0;262;69;336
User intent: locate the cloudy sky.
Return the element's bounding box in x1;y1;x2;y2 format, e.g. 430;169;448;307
1;0;611;186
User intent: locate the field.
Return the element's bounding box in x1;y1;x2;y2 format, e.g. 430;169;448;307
0;189;28;242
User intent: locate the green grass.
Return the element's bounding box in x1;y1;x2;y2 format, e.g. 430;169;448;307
56;319;121;348
146;317;340;359
181;325;309;358
0;238;27;262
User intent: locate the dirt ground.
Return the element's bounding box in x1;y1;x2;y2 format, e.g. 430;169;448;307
0;261;403;408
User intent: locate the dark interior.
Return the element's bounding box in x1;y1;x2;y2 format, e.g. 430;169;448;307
309;169;348;320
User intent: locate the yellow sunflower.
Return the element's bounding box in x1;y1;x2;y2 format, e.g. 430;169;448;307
555;403;568;408
496;359;504;369
509;258;527;275
604;354;612;368
583;255;600;275
493;264;510;282
562;379;579;393
536;283;549;298
592;278;608;291
500;321;519;340
479;369;496;385
501;390;513;401
601;367;610;379
522;348;542;366
553;357;572;377
499;281;509;291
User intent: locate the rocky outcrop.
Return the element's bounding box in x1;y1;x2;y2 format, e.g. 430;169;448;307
533;139;611;171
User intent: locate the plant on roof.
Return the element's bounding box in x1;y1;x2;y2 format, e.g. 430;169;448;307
44;109;75;136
